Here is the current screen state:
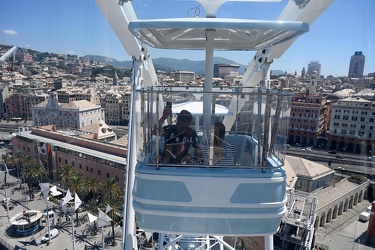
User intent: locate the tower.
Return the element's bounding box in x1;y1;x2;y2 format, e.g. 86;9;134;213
348;51;365;78
307;61;321;78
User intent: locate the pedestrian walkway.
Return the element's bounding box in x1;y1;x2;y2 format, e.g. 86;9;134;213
0;173;122;250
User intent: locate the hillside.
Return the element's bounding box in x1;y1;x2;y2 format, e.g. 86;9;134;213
83;55;247;75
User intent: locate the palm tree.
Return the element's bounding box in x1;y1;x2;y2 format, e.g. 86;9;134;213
1;153;13;166
105;197;123;246
59;165;74;190
103;178;122;201
12;151;23;178
68;171;85;225
85;198;100;234
85;177;102;199
20;160;47;200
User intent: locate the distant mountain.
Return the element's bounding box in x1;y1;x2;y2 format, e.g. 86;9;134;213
83;55;247;75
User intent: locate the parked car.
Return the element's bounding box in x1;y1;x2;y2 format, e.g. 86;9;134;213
282;144;291;148
41;228;59;243
328;150;337;154
302;147;312;152
336;154;344;159
368;156;375;161
359;211;370;222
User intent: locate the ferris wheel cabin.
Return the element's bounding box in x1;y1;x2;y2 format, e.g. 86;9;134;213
127;1;308;237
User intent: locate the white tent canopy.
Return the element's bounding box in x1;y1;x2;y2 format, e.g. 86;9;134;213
172;101;231;116
50;186;62;196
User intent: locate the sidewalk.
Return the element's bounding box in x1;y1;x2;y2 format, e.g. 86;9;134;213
0;173;122;250
315;200;375;250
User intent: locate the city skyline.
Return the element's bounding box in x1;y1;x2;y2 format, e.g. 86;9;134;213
0;0;374;77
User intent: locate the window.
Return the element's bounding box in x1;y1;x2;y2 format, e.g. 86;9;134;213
79;164;82;169
65;160;68;164
343;116;349;120
360;117;365;122
351;117;357;121
86;166;89;171
107;173;110;178
59;158;61;162
90;168;93;173
370;118;374;122
98;170;101;175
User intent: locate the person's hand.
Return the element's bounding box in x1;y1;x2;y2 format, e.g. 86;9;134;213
181;155;191;164
162;107;172;119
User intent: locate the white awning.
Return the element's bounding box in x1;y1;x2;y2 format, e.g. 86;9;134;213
172;101;231;116
50;186;62;197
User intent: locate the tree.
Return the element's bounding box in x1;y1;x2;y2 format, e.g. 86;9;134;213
1;153;13;166
85;177;102;199
105;197;123;246
12;151;24;177
85;198;100;233
68;171;85;225
59;165;74;189
20;160;47;200
103;178;122;201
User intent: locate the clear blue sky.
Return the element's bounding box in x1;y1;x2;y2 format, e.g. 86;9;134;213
1;0;374;77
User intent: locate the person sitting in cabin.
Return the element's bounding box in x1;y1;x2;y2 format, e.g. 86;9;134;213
199;121;236;166
153;106;199;164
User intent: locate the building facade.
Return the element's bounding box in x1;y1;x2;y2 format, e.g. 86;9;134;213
214;64;240;79
348;51;365;78
32;92;104;129
307;61;321;78
12;126;126;187
328;97;375;154
174;71;196;84
288;93;327;147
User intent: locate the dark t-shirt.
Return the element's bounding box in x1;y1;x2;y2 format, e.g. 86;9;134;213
162;125;199;163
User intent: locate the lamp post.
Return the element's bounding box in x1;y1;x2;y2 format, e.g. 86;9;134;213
39;183;52;242
1;163;16;223
1;164;10;222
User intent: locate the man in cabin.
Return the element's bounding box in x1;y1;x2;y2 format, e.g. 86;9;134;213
153;106;199;164
199;121;236;166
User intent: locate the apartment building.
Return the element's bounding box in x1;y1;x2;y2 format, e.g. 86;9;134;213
328;97;375;154
288;93;327;147
5;93;28;120
174;71;195;84
104;91;122;125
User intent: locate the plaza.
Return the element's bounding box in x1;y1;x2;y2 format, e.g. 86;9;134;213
0;172;122;250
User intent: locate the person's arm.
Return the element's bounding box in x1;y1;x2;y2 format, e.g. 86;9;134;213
152;108;171;135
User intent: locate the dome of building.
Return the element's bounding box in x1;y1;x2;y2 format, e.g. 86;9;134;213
327;89;355;100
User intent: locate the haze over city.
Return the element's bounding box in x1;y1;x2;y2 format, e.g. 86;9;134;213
1;0;374;77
